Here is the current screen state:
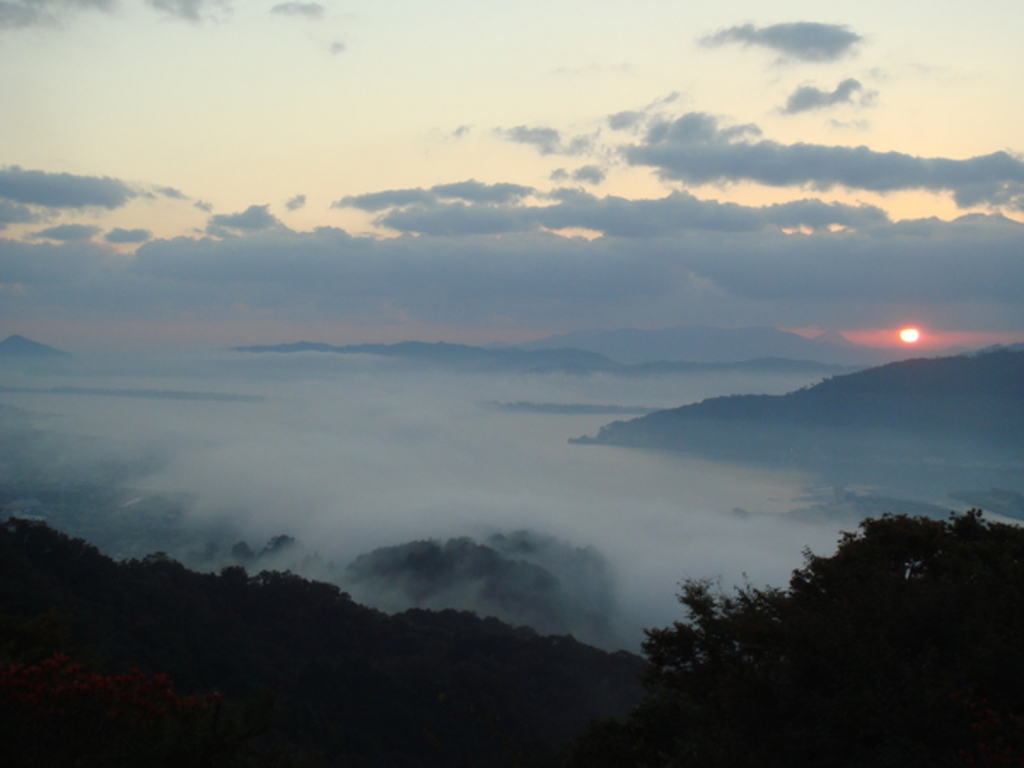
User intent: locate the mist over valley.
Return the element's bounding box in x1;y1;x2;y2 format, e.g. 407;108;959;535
4;339;1019;652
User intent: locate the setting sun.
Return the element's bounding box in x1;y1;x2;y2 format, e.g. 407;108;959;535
899;328;921;343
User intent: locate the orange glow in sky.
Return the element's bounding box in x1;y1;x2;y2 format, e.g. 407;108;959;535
841;329;1024;350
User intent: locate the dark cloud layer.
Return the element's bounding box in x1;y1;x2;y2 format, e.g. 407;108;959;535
783;78;866;114
0;166;136;209
702;22;863;63
624;112;1024;209
5;203;1020;335
352;186;888;238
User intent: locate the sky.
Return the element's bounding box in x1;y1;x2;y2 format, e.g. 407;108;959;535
2;0;1024;353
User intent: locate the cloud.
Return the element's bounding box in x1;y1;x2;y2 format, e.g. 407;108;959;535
270;2;323;19
336;180;535;212
623;112;1024;209
430;180;534;204
607;93;683;133
0;0;113;29
285;194;307;211
782;78;869;114
497;126;593;156
373;189;889;238
329;40;345;54
571;165;606;185
377;203;534;236
31;223;102;241
4;210;1022;334
147;0;230;22
702;22;863;63
0;165;136;209
0;200;37;229
608;111;644;131
156;186;188;200
206;204;281;234
0;238;113;287
105;227;152;244
336;189;436;212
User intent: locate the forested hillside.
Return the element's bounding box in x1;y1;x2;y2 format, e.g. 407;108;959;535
0;519;643;766
568;512;1024;767
573;350;1024;464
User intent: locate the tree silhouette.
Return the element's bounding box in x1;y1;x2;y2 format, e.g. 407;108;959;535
569;511;1024;767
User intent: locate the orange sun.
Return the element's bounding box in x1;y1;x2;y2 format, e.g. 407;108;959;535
899;328;921;343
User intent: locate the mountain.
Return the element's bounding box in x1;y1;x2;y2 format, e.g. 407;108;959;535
0;334;71;360
522;325;913;366
0;518;643;766
572;350;1024;476
231;340;852;377
232;340;621;374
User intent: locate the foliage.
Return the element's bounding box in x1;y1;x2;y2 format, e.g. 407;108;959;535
568;511;1024;768
0;653;235;766
0;518;643;766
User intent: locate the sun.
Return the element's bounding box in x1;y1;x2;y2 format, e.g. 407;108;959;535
899;328;921;343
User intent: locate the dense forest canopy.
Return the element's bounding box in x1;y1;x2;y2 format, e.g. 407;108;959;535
568;511;1024;767
0;519;643;766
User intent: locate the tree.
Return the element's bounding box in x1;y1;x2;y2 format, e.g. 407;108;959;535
568;512;1024;768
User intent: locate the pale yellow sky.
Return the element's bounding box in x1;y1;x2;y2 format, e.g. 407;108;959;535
2;0;1023;351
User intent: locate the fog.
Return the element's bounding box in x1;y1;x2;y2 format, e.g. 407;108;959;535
0;350;972;649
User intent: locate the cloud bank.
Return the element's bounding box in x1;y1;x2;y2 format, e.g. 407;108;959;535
624;113;1024;209
3;208;1021;333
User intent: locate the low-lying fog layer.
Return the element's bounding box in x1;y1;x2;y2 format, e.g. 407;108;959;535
0;351;969;649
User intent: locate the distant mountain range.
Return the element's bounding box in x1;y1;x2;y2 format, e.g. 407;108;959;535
231;340;854;376
0;334;70;360
520;325;961;366
571;350;1024;475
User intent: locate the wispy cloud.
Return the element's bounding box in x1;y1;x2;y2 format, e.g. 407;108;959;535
0;0;113;30
270;2;324;19
497;126;594;156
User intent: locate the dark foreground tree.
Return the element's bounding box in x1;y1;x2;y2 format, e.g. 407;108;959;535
568;511;1024;768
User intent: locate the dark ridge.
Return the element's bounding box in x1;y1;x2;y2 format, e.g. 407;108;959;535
572;350;1024;462
230;340;851;377
0;384;264;402
0;518;644;766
